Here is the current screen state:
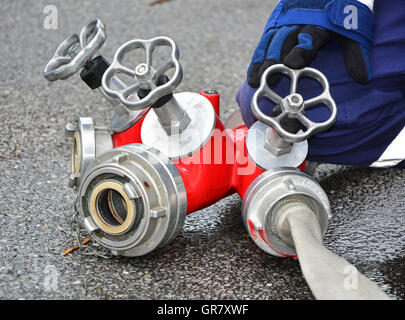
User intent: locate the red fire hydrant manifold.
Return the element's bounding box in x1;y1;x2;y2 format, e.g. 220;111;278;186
43;19;337;258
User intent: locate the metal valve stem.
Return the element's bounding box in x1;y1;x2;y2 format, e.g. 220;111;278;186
98;76;129;115
153;96;191;135
264;127;293;156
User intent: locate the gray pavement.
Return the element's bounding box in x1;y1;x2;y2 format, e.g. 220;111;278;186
0;0;404;300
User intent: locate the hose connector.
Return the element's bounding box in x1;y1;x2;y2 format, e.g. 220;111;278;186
77;144;187;256
242;168;331;258
65;117;113;189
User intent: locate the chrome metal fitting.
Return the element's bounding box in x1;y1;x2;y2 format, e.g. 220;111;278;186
153;96;191;135
141;92;216;160
246;121;308;170
101;36;199;138
264;127;293;156
99;75;151;133
251;64;337;144
242;168;331;257
43;19;106;81
65;117;113;189
247;64;337;169
77;144;187;257
102;36;183;111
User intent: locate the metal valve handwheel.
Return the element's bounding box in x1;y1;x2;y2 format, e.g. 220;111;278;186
43;19;106;81
251;64;337;143
102;36;183;110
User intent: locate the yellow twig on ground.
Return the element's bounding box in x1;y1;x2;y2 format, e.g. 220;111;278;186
149;0;171;6
63;237;92;256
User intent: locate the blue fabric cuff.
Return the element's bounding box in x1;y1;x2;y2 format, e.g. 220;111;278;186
266;0;375;49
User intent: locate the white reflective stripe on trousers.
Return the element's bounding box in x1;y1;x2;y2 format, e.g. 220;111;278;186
370;126;405;168
357;0;374;11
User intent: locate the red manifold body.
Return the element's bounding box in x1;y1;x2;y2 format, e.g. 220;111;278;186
112;91;305;214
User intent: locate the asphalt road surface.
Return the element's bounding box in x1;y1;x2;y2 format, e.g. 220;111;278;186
0;0;404;300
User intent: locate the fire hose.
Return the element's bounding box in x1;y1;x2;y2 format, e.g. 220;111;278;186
43;19;392;300
278;203;390;300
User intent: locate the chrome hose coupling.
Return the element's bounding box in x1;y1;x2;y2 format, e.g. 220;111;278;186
242;168;331;258
65;117;113;189
77;144;187;256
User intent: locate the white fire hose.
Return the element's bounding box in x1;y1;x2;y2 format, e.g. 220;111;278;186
242;168;393;300
276;201;391;300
